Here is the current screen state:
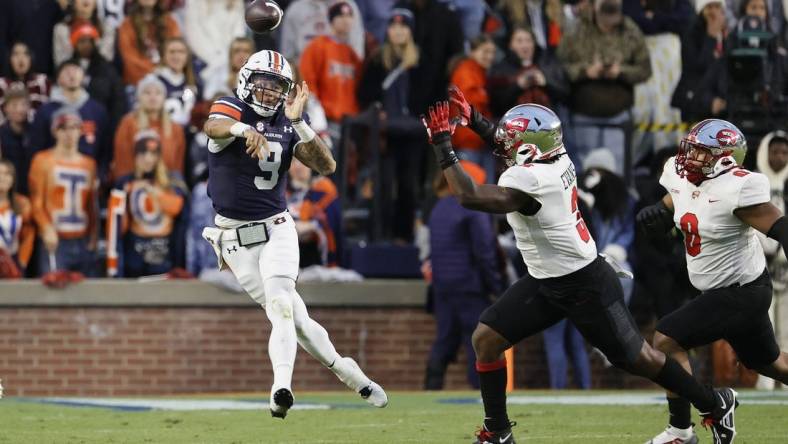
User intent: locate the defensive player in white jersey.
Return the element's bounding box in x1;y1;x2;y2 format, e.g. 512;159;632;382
200;50;387;419
422;89;739;444
638;119;788;444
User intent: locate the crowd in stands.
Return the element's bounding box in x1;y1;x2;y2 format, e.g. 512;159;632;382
0;0;787;387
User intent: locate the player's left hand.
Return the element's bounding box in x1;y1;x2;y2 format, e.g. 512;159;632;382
421;101;455;144
448;85;471;126
285;81;309;121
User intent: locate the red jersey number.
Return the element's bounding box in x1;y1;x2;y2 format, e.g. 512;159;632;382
570;186;591;243
679;212;701;256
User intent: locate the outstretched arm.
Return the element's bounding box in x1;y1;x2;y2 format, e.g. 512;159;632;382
423;101;538;214
203;112;270;160
735;202;788;253
287;81;336;176
448;85;497;146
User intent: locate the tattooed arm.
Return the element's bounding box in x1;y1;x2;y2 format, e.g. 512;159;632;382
294;136;336;175
286;81;336;175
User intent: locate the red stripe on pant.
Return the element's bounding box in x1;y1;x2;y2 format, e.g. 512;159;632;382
476;359;506;373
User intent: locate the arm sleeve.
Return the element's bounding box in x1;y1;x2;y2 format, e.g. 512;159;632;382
28;155;52;232
658;156;677;190
157;188;185;217
497;166;540;196
118;19;156;84
737;173;771;209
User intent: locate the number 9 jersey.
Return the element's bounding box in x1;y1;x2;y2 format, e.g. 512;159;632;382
659;156;770;291
206;96;309;221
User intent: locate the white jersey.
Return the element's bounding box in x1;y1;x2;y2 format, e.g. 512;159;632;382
498;154;597;279
659;156;770;291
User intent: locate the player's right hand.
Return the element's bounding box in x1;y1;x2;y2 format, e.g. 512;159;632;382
243;128;270;160
448;85;471;126
636;203;671;236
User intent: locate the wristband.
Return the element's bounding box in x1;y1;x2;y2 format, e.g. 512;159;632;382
230;122;252;137
431;131;459;169
291;120;316;143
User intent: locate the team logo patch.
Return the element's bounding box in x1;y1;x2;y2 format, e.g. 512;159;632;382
692;191;700;199
505;117;530;134
274;217;287;225
256;121;266;132
716;129;738;146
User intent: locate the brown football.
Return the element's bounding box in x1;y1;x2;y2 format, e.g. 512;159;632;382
245;0;283;34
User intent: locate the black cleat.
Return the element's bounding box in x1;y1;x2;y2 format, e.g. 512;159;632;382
701;388;738;444
473;421;516;444
270;388;294;419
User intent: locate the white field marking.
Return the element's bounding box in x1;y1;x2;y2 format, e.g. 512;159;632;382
432;391;788;406
37;398;331;411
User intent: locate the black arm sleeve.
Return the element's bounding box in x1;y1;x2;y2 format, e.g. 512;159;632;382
767;216;788;250
468;107;497;147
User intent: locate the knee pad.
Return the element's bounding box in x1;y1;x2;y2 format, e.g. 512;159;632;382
264;277;296;320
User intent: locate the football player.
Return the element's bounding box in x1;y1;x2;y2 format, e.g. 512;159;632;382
638;119;788;444
200;50;387;418
422;89;738;444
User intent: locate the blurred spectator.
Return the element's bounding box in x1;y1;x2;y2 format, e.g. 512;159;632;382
441;0;487;40
450;34;497;180
1;0;66;76
281;0;365;63
356;0;398;43
300;2;363;143
423;161;501;390
113;74;186;179
28;61;111;180
542;319;592;389
726;0;786;45
754;130;788;389
69;23;127;129
0;42;51;118
557;0;651;173
0;88;33;194
396;0;464;114
183;0;246;96
97;0;127;30
53;0;116;68
0;159;35;274
357;8;426;241
118;0;181;86
287;158;341;266
106;131;186;277
203;36;254;100
29;108;98;275
496;0;566;52
579;148;635;303
624;0;693;153
488;25;569;116
671;0;729;122
155;37;202;128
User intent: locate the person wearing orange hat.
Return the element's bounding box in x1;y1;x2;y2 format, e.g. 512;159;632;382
52;0;116;68
423;159;503;390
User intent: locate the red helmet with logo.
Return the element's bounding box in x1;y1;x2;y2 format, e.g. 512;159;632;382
493;104;564;167
676;119;748;184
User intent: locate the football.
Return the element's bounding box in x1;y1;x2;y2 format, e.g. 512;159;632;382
245;0;283;34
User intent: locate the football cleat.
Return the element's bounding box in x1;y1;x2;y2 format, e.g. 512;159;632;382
645;425;698;444
473;421;516;444
700;388;738;444
359;381;388;408
270;387;294;419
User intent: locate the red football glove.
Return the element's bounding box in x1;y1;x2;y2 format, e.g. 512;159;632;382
421;101;454;144
448;85;472;127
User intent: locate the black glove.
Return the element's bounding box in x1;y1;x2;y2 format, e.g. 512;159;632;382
636;200;673;236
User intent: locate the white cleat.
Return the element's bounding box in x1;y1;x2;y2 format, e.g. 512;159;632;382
645;425;698;444
359;380;388;408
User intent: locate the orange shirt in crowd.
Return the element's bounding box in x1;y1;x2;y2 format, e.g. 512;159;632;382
28;150;98;240
111;113;186;180
299;35;361;122
122;180;184;238
0;196;35;268
450;58;491;151
118;14;181;86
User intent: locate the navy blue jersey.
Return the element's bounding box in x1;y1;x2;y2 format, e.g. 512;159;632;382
206;96;309;220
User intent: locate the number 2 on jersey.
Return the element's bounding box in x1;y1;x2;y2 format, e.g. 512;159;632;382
570;186;591;243
679;212;701;256
254;142;283;190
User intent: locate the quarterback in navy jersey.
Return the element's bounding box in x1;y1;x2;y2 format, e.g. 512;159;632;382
200;49;387;419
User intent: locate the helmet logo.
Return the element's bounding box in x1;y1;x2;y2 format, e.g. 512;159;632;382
716;129;738;147
505;117;530;135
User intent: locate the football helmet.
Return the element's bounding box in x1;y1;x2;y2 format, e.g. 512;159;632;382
236;50;294;117
676;119;747;184
494;104;564;166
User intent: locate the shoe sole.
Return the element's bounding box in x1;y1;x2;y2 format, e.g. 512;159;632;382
270;388;294;419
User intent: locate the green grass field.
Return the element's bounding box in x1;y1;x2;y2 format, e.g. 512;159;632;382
1;390;787;443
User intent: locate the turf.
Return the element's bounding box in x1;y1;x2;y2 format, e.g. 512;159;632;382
1;391;787;443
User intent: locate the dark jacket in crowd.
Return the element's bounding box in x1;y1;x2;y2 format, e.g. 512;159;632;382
357;49;423;134
622;0;694;35
1;0;64;76
72;53;127;129
428;195;503;295
0;122;31;194
395;0;464;115
488;49;569;117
